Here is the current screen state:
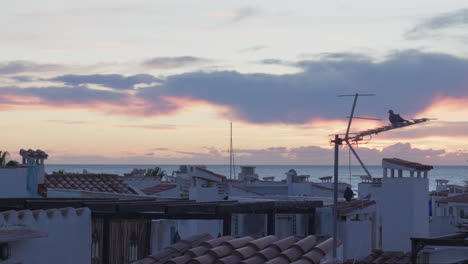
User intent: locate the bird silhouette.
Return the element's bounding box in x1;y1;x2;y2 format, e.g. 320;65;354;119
388;110;407;125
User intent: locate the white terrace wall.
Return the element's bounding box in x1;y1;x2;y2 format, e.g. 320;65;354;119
0;167;30;197
381;177;429;251
0;165;45;198
0;207;91;264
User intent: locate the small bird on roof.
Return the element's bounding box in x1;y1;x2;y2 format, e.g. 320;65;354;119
344;187;354;202
388;110;407;125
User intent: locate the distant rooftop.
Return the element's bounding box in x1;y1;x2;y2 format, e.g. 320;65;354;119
45;173;138;194
382;158;433;171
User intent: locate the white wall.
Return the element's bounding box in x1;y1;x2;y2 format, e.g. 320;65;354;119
381;177;429;251
339;219;373;260
0;167;30;197
189;186;219;202
429;216;458;237
0;208;92;264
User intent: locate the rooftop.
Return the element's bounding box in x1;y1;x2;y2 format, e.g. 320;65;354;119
45;173;138;194
142;183;178;195
325;199;376;215
343;249;410;264
382;158;433;171
196;167;227;180
133;233;339;264
436;193;468;204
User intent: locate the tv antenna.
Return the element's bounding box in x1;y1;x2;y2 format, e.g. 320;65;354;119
329;93;432;259
229;122;235;179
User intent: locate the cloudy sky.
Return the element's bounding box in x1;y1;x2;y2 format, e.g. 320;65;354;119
1;0;468;165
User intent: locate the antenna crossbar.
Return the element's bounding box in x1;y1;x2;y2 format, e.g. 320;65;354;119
347;118;430;142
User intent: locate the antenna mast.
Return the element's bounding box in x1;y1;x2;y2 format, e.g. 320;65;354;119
230;122;232;179
330;93;431;260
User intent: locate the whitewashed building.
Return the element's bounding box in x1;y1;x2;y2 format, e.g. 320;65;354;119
0;207;91;264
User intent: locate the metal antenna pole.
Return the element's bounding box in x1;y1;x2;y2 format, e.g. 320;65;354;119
332;135;340;260
345;93;358;139
230;122;233;179
345;139;372;178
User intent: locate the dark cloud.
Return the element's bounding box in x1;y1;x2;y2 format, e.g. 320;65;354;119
138;50;468;124
49;74;161;90
0;86;127;105
232;7;260;22
142;56;209;69
2;50;468;126
9;75;36;82
0;61;63;75
259;59;288;65
406;8;468;39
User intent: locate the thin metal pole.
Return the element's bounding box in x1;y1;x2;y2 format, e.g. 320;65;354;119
345;93;358;139
345;139;372;178
333;135;339;259
230;122;232;179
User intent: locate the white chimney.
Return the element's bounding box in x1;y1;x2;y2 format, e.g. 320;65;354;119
381;158;432;251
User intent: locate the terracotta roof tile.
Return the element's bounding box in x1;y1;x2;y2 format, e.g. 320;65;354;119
231;186;265;196
45;173;137;194
325;200;376;215
142;183;178;195
135;235;339;264
196;167;227;179
343;249;411;264
133;236;340;264
436;193;468;204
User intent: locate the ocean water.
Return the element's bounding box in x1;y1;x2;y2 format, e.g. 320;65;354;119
45;164;468;191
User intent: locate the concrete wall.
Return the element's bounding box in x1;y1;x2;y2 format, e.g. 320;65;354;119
0;208;92;264
429;216;458;237
288;183;312;196
0;167;30;197
381;177;429;251
189;186;219;202
339;219;373;260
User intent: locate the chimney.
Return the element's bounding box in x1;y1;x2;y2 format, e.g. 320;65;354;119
380;158;432;251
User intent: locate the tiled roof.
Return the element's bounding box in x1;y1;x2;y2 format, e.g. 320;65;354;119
436;193;468;204
382;158;433;171
142;183;178;195
231;186;265;196
45;173;138;194
431;187;468;197
312;184;345;194
0;228;47;243
325;200;376;215
343;249;410;264
196;167;227;179
133;233;339;264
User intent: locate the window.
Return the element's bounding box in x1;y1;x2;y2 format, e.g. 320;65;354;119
91;230;100;259
128;233;139;262
0;243;10;260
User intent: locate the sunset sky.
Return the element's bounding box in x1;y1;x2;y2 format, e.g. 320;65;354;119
1;1;468;165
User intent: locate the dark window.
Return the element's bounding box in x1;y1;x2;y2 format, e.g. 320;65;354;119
91;230;100;259
128;233;139;262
